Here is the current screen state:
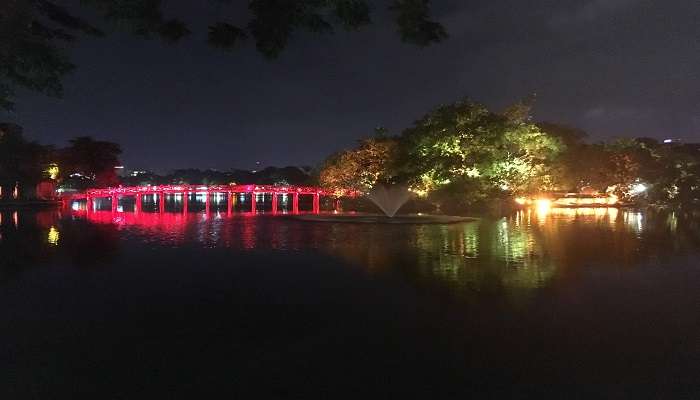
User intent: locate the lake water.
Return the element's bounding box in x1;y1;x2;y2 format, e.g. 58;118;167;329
1;208;699;397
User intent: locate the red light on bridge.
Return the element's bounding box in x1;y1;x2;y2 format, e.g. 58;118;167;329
65;184;355;216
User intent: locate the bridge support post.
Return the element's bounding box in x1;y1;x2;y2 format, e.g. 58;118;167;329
87;196;93;213
112;195;118;213
227;192;233;215
183;192;189;215
271;193;278;214
159;192;165;213
313;193;320;214
135;194;141;213
251;192;257;213
293;193;299;214
205;192;210;215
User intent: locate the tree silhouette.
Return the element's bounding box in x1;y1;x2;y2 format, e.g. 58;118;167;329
0;123;51;198
0;0;447;110
60;136;122;188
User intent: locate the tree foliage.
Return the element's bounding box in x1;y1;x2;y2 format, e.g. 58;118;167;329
0;123;52;198
0;0;103;111
317;98;566;212
1;0;447;110
124;166;314;186
59;136;122;188
399;99;564;197
537;121;587;147
319;137;399;193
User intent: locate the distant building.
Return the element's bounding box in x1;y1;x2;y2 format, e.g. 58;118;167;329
129;170;151;177
663;138;682;144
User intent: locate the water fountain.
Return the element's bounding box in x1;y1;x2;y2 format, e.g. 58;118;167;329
367;184;411;218
295;183;475;224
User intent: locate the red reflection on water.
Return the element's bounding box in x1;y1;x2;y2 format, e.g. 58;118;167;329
80;210;189;227
73;210;278;227
68;209;314;249
35;211;60;229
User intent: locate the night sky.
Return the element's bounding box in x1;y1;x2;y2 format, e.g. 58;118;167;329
6;0;700;172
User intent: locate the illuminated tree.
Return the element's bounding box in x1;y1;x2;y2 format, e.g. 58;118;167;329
319;137;399;193
398;99;564;201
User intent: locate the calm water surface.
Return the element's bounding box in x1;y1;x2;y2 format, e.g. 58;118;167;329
1;208;699;398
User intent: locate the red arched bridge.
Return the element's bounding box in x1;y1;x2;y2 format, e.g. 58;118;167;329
66;184;357;214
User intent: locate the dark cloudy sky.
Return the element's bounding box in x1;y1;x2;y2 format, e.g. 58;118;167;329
6;0;700;172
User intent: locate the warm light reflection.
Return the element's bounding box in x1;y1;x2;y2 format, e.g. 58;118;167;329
536;207;621;227
47;226;60;245
48;202;690;310
516;193;618;207
624;212;644;234
667;213;678;232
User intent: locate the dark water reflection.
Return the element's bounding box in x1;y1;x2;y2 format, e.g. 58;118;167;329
1;208;699;397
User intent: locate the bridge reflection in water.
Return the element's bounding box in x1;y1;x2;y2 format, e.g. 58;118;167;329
66;184;353;215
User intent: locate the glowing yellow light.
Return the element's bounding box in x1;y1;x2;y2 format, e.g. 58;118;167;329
47;226;60;245
46;164;60;180
409;187;429;198
535;198;551;207
535;198;552;217
515;197;527;205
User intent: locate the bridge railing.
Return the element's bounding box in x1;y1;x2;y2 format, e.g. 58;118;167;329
65;184;358;214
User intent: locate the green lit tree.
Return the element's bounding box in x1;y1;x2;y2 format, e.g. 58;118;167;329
398;98;564;203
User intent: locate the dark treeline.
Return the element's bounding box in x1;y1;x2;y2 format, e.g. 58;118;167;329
0;122;314;201
0;123;121;200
